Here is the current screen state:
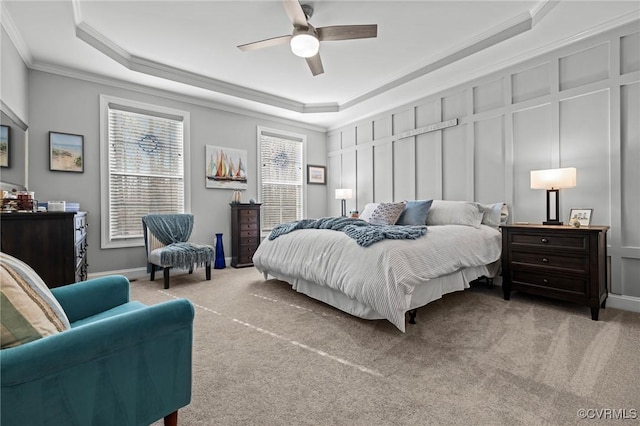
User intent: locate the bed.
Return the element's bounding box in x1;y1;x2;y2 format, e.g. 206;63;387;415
253;200;507;332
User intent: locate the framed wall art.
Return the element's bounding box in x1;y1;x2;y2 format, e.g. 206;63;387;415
205;145;248;190
307;165;326;185
0;125;9;168
50;132;84;173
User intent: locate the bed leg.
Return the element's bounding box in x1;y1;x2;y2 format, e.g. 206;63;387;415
408;309;417;325
487;277;494;289
263;272;269;280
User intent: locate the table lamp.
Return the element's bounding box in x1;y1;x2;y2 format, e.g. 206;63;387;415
530;167;576;225
335;189;353;217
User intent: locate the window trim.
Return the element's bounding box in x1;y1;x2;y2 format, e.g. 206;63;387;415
99;95;191;249
257;126;307;237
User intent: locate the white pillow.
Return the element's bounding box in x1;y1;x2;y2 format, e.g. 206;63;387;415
426;200;483;228
359;203;380;222
478;202;508;228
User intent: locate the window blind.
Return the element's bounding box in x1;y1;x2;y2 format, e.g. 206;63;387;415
107;107;184;240
259;133;303;231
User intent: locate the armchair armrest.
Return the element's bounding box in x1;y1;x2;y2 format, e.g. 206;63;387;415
1;299;195;425
51;275;130;323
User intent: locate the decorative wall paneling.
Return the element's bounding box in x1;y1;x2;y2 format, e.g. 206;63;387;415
327;21;640;300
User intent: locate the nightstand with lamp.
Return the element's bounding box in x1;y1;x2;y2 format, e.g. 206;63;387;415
501;167;609;320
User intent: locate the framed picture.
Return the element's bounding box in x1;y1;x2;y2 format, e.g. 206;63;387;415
307;165;326;185
0;125;9;168
50;132;84;173
205;145;248;190
569;208;592;227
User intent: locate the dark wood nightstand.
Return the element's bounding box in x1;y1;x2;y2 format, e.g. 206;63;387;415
500;224;609;320
230;203;261;268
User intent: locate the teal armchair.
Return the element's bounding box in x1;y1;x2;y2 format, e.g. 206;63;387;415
1;275;194;426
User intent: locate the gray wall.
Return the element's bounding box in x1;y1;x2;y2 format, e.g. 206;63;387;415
1;26;29;188
328;21;640;298
1;26;29;123
26;70;327;274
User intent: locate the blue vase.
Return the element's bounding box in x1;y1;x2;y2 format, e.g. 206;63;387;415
214;233;226;269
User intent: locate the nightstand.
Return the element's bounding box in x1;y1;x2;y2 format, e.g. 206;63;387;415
500;224;609;320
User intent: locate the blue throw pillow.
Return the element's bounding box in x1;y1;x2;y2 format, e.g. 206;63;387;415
396;200;433;226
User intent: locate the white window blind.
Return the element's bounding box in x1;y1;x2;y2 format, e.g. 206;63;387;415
259;129;304;232
104;102;185;247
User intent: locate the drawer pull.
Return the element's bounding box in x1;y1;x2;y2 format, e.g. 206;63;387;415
542;258;549;263
543;278;549;284
541;238;549;243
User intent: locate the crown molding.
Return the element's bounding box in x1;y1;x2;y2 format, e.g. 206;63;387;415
0;1;33;66
28;61;328;133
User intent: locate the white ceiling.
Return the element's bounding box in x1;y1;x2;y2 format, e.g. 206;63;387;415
2;1;639;130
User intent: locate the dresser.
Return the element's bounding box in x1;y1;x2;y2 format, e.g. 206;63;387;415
230;203;261;268
1;211;88;288
501;224;608;320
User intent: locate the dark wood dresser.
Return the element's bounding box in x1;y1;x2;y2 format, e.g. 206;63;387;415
1;211;88;288
501;224;609;320
230;203;261;268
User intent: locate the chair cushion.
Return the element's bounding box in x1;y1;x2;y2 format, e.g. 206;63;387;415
0;252;71;349
70;301;147;328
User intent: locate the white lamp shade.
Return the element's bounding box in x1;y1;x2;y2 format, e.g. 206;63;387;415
530;167;577;190
335;188;353;200
290;34;319;58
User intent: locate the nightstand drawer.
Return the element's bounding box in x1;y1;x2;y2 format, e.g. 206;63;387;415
512;270;587;294
511;233;587;250
511;251;589;274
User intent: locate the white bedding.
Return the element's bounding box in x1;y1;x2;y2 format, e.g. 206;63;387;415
253;224;502;332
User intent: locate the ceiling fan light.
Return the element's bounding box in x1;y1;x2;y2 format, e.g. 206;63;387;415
290;34;319;58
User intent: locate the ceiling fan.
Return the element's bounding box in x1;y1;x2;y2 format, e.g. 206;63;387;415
237;0;378;76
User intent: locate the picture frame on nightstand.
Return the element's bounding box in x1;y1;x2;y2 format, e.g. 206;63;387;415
569;208;592;227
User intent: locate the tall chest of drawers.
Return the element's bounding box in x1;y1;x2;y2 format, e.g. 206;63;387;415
1;211;88;288
501;224;609;320
230;203;261;268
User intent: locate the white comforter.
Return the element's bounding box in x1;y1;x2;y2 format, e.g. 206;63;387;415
253;224;502;331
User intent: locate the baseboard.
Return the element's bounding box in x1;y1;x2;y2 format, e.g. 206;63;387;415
607;294;640;314
88;267;147;281
87;257;233;281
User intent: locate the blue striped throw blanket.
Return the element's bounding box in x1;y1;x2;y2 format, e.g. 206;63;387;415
268;216;427;247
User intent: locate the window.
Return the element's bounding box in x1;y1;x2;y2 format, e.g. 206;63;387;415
258;126;306;234
100;95;190;248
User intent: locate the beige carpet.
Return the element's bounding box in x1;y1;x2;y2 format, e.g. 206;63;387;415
131;267;640;426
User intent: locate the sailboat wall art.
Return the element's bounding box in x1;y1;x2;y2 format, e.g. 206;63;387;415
205;145;248;190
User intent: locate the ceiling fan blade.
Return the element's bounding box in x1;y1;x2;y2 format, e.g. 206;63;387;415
305;53;324;76
317;24;378;41
282;0;308;27
238;35;291;52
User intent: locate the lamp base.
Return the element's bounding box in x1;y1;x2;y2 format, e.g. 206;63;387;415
543;220;563;226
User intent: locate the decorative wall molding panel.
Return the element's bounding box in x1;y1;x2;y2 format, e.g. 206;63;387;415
327;21;640;300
